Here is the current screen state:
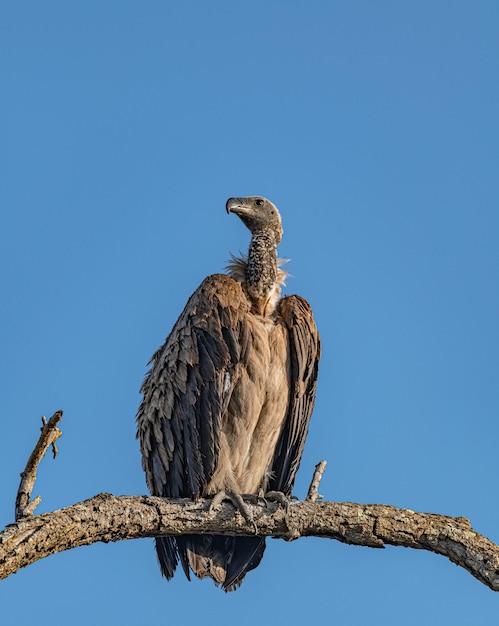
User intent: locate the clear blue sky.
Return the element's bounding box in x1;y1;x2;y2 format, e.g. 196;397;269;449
1;2;498;624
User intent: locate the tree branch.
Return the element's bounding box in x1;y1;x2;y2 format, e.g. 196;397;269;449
1;494;499;590
306;460;327;501
15;411;63;520
3;411;499;592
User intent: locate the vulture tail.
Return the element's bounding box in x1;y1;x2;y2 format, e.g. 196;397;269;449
155;536;180;580
175;535;266;591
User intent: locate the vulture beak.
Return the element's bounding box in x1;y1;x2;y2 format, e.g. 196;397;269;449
226;197;249;215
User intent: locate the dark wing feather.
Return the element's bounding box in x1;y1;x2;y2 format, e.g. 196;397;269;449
136;274;260;584
269;295;321;495
137;274;249;501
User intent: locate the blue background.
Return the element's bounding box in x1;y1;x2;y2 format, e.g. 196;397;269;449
1;2;498;624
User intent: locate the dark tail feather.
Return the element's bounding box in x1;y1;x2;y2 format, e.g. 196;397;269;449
223;536;266;591
176;535;266;591
155;536;182;580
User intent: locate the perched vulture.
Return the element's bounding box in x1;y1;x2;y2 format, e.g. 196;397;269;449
137;196;320;591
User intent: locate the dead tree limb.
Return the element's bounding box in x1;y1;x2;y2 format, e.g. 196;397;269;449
306;460;327;501
15;411;63;520
1;495;499;590
2;411;499;592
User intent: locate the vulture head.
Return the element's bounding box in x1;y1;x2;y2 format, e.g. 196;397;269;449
226;196;283;244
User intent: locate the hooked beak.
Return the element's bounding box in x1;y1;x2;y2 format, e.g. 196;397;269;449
226;197;250;215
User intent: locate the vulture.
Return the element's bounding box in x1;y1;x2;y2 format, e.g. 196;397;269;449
137;196;320;591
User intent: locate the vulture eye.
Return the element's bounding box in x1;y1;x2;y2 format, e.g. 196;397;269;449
255;199;264;206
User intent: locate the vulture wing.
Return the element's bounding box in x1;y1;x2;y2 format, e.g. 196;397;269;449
269;295;321;495
137;273;262;585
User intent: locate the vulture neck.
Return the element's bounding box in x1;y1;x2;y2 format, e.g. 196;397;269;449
244;229;280;317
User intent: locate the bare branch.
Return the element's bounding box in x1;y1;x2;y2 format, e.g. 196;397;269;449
1;494;499;591
4;412;499;593
306;460;327;501
14;411;63;520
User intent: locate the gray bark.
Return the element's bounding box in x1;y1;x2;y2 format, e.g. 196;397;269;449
1;494;498;591
4;412;498;592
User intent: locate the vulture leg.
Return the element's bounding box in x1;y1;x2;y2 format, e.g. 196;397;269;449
253;489;290;511
262;490;291;511
209;491;258;534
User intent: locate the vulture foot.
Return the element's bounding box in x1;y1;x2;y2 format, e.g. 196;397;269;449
262;490;291;512
208;491;258;534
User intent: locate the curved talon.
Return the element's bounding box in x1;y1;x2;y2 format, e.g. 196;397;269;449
244;491;268;507
229;492;258;534
208;491;259;534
